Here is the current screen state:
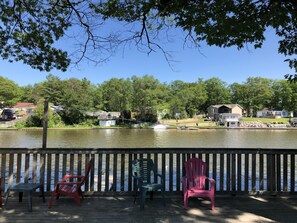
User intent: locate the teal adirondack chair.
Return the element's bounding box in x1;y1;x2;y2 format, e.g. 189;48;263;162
132;159;165;209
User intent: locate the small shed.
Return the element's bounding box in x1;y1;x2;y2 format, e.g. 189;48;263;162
99;119;116;127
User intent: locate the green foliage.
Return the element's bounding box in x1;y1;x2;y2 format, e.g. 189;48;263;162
203;78;231;111
1;1;296;80
131;75;168;121
101;78;133;112
0;76;21;107
4;74;297;127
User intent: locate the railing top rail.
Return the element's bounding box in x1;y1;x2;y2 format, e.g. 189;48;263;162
0;147;297;154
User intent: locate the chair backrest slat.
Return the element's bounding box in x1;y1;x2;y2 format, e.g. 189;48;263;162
185;158;207;189
132;159;155;184
79;158;94;186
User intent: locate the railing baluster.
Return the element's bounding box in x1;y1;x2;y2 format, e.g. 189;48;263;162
8;153;14;186
244;154;249;192
237;154;241;192
24;153;29;183
176;153;180;191
90;154;95;191
16;153;22;183
290;154;295;192
283;154;288;192
98;153;103;192
213;153;217;191
259;153;264;191
220;154;224;191
54;154;59;184
120;153;125;191
277;154;281;192
105;154;110;192
231;153;236;194
1;153;6;190
169;153;173;191
227;153;230;192
252;154;256;192
46;154;52;191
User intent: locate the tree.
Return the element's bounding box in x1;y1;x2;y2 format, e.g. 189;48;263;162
1;1;296;80
270;80;292;111
168;79;207;118
41;74;64;105
244;77;273;116
0;76;20;107
131;75;167;122
203;77;231;111
229;82;252;116
101;78;133;112
287;81;297;116
59;78;95;124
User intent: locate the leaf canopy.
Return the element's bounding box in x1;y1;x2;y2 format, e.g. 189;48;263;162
0;0;296;79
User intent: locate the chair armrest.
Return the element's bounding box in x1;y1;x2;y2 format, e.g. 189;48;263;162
156;173;165;184
206;177;216;190
132;175;143;187
55;181;80;191
181;176;188;193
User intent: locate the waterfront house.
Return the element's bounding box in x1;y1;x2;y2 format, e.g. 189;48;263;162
13;102;36;116
207;104;243;120
97;111;120;126
218;113;242;127
256;108;293;118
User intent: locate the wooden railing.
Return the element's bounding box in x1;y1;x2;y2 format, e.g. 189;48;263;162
0;148;297;195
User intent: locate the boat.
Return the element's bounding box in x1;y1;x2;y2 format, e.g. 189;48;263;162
153;124;167;130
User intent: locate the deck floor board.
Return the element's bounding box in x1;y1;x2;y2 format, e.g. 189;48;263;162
1;195;296;223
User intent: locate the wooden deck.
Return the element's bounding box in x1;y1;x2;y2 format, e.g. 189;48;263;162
1;194;296;223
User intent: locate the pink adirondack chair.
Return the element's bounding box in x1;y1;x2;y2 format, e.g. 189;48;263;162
181;158;215;210
49;158;93;208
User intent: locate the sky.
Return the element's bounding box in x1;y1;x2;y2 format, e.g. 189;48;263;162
0;28;293;87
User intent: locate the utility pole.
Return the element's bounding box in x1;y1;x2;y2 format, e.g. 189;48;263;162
42;100;49;149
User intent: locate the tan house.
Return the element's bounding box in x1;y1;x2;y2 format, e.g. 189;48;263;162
13;102;36;116
207;104;243;120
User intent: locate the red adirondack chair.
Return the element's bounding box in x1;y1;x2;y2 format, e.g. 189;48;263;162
49;158;93;208
181;158;215;210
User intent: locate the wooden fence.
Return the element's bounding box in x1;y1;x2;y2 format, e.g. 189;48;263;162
0;148;297;195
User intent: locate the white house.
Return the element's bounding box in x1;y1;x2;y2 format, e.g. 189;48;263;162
97;111;120;127
218;113;242;127
99;119;116;127
256;108;293;118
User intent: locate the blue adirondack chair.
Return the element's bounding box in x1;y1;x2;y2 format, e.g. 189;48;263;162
132;159;165;209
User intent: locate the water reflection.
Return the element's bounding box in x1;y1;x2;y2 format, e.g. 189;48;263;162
0;128;297;148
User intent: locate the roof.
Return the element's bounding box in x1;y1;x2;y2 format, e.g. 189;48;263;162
208;104;243;109
13;102;35;108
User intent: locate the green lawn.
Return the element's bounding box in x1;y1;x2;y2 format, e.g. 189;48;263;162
242;117;290;123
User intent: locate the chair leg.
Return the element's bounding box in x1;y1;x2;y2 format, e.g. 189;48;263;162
210;196;215;210
134;190;138;204
73;193;81;206
48;191;56;208
140;188;147;210
161;189;166;206
183;193;188;208
150;191;153;200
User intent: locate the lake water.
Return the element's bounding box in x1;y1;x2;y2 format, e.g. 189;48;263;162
1;128;297;149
